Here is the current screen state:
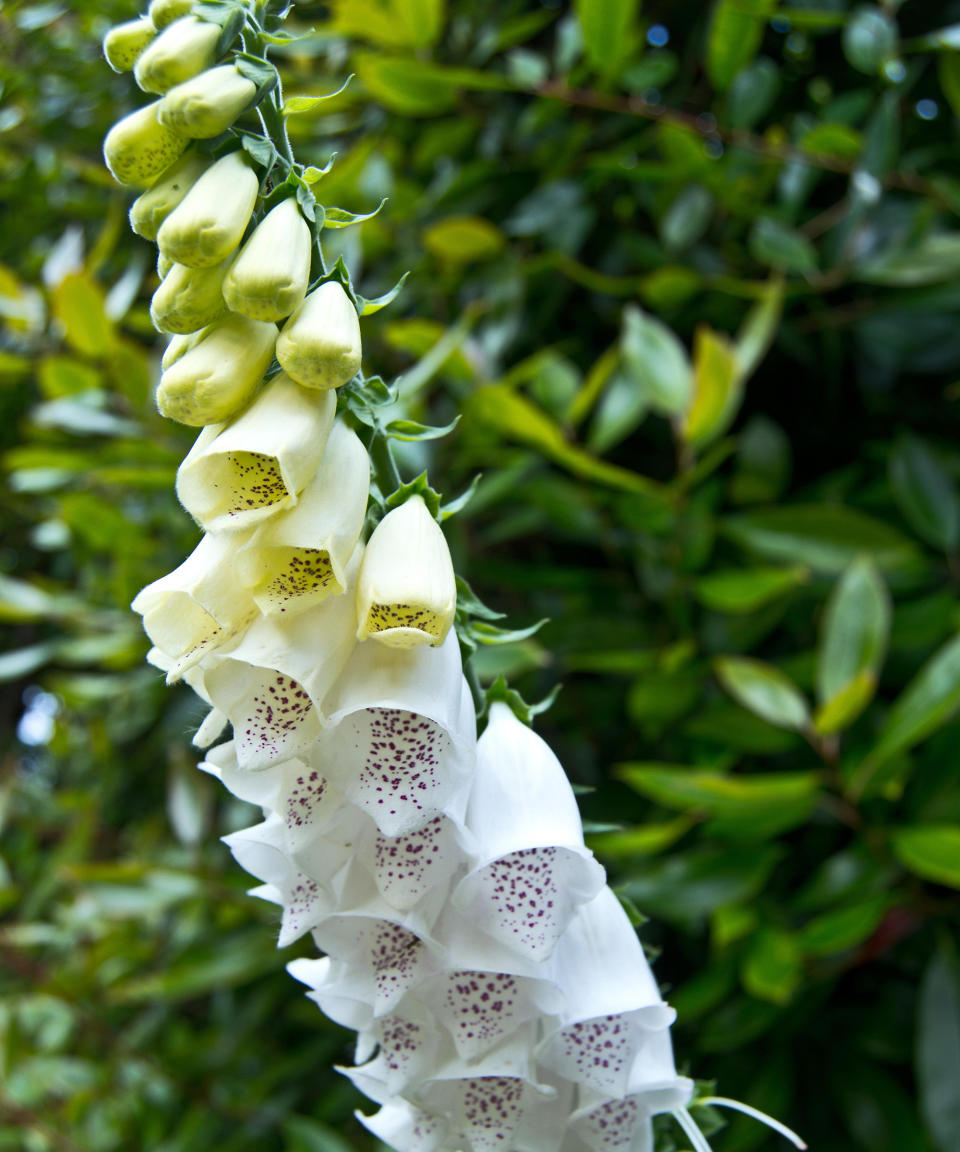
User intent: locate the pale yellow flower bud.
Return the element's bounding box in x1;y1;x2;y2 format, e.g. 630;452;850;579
355;495;457;649
157;152;258;268
134;16;221;95
275;281;361;390
151;258;230;334
156;313;278;426
222;198;312;322
148;0;194;29
161;331;202;371
103;17;156;72
130;151;208;241
157;65;256;139
103;101;188;186
157;252;174;280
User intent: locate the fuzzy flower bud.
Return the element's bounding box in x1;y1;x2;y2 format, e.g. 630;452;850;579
103;17;156;72
102;100;188;185
223;197;312;322
356;495;456;649
129;151;207;241
156;312;278;426
157;64;256;139
150;257;230;334
275;280;362;390
134;15;221;94
148;0;193;29
157;151;258;268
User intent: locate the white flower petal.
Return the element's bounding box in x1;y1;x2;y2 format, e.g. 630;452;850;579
357;1100;449;1152
131;531;257;680
347;1003;442;1095
236;420;369;616
356;495;456;649
176;374;336;533
368;816;464;912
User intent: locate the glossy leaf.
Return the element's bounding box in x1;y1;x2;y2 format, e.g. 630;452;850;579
917;942;960;1152
817;556;890;717
707;0;776;91
889;436;960;552
714;655;810;731
892;826;960;890
575;0;640;80
620;303;692;416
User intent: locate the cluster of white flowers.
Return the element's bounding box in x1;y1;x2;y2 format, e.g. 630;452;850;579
100;6;806;1151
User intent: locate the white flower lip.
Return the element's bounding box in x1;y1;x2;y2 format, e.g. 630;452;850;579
223;197;313;322
102;100;188;186
356;495;457;650
176;374;336;533
134;15;220;94
275;280;362;390
131;530;257;681
157;151;258;268
236;419;369;616
156;312;278;427
157;64;257;139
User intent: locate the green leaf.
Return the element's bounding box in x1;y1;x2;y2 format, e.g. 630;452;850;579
813;669;877;736
618;763;819;835
939;54;960;120
50;272;113;358
867;634;960;767
683;325;741;448
726;56;780;129
693;566;808;614
798;897;888;956
588;816;695;858
37;356;101;398
724;504;922;574
469;384;666;496
707;0;777;92
742;929;802;1005
891;826;960;889
422;215;505;263
817;556;890;709
660;185;714;252
385;414;460;441
322;199;387;229
620;304;692;416
801;122;863;159
354;52;516;116
281;75;353;116
917;942;960;1152
575;0;640;80
358;271;409;316
749;217;818;276
283;1116;355;1152
735;276;784;383
714;655;810;732
858;234;960;287
889;436;960;552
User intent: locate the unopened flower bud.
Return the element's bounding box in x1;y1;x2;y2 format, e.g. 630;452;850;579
356;495;456;649
134;15;221;94
275;281;361;390
157;152;257;267
103;100;188;185
148;0;193;29
151;257;230;334
161;330;202;371
157;252;174;280
157;64;256;139
103;17;156;72
223;198;312;322
130;150;208;241
157;313;278;426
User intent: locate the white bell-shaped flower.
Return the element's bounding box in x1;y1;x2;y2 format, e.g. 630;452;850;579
104;17;156;72
157;64;257;139
569;1039;694;1152
347;1002;443;1097
148;0;193;29
103;100;188;185
150;257;229;334
156;313;277;426
129;150;207;241
157;151;258;268
362;815;465;914
223;197;312;322
176;374;336;533
131;531;256;681
275;280;362;390
193;705;228;748
199;739;348;854
134;15;220;93
538;887;675;1098
356;495;457;649
315;632;475;836
235;419;368;616
452;703;605;963
202;551;360;769
357;1098;450;1152
222;817;348;947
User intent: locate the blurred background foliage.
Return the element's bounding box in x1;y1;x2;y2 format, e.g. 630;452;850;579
2;0;960;1149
